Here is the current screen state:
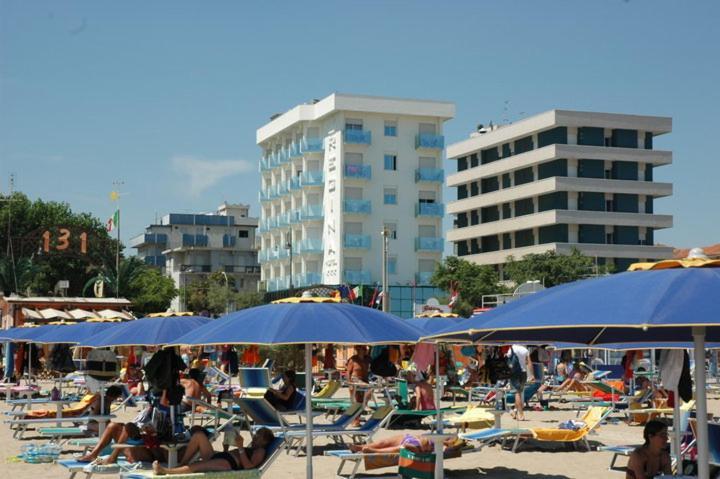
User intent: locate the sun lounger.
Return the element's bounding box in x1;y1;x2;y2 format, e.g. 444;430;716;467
282;403;365;453
38;426;90;444
57;457;143;479
5;414;115;439
313;380;341;399
284;406;395;448
118;436;285;478
511;406;612;453
440;405;495;432
460;427;531;449
237;368;271;398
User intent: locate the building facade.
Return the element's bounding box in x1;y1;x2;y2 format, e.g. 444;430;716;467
256;93;455;292
131;203;260;310
446;110;673;274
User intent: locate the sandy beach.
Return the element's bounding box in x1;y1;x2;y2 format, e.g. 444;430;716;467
1;382;717;478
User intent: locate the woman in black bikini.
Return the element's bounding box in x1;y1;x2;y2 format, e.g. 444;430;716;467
263;370;298;411
152;427;275;475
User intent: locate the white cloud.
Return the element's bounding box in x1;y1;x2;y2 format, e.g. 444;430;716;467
171;156;253;196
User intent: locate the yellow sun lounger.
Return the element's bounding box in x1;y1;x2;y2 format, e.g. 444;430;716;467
440;404;495;432
313;380;341;399
512;406;611;452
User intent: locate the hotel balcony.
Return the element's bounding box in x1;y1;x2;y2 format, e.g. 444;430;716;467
277;182;289;196
415;237;444;252
257;220;270;233
259;189;273;202
295;272;322;287
416;272;434;285
289;141;303;159
130;233;168;248
415;168;444;183
415;202;444;217
300;170;324;187
288;177;301;191
300;204;324;220
301;137;323;153
344;234;371;249
415;133;444;150
276;148;290;165
182;234;209;247
344;269;372;284
344;199;372;215
277;213;290;227
268;276;290;292
260;157;272;172
344;129;372;145
144;255;167;267
288;209;302;224
297;239;323;254
344;164;372;180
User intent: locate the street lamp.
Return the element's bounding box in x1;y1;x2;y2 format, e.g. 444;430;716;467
220;271;230;314
380;228;389;313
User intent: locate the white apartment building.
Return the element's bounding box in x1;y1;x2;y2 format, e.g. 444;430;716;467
131;203;261;310
446;110;674;273
256;93;455;292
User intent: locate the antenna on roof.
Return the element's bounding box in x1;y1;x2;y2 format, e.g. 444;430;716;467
502;100;510;124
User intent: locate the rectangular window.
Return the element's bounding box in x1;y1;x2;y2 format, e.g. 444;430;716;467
481;206;500;223
480;177;499;193
514;167;534;186
470;181;480;196
384;222;398;239
457;184;468;200
470;210;479;225
513;136;534;155
514;229;534;248
455;213;468;228
578;192;605;211
615;226;639;245
538;159;568;179
614;193;639;213
384;154;397;171
514;198;534;217
538;191;568;212
388;256;397;275
384;121;397;137
645;197;654;214
238;230;249;238
345;119;363;131
456;241;468;256
501;143;512;158
469;153;479;168
577;127;605;146
538;224;568;244
644;132;653;150
611;161;638;180
503;233;512;249
470;238;480;254
384;187;398;205
537;127;568;148
457;157;468;171
502;173;511;189
418;190;436;202
577;159;605;178
502;203;512;219
611;129;638;148
481;235;500;252
644;164;653;181
579;224;605;244
344;186;363;200
481;147;499;164
346;152;363;164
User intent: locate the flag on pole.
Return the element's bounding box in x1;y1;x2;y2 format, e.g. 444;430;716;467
448;281;459;307
351;285;361;302
368;285;379;307
106;210;120;232
375;290;384;308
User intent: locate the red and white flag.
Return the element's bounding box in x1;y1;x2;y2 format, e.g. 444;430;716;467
448;281;459;307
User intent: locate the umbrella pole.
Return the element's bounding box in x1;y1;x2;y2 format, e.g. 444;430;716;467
434;344;443;479
693;327;709;479
304;344;313;479
672;387;681;468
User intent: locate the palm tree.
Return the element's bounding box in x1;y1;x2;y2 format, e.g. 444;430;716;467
82;257;146;297
0;256;39;296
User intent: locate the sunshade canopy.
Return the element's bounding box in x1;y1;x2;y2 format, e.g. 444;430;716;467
80;315;211;347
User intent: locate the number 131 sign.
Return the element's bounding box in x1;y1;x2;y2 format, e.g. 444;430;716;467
41;229;89;254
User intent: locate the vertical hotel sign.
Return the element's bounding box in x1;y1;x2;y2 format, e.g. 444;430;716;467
322;130;343;284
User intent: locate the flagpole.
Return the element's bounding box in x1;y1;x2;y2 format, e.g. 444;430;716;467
112;180;123;298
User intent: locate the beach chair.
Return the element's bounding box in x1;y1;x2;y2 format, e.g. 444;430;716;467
440;404;495;432
57;457;143;479
235;397;294;436
461;427;531;450
504;381;542;406
313;379;341;399
19;393;98;419
237;368;271;397
284;406;395;447
511;406;612;453
283;402;365;453
324;445;464;479
5;414;115;439
117;436;286;478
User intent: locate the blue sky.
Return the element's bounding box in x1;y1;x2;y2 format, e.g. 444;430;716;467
1;0;719;254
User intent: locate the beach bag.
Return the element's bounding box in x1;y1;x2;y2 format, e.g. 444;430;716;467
371;347;397;378
508;348;523;378
85;349;118;380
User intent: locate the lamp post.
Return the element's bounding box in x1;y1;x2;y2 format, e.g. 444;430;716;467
221;271;230;314
381;229;389;313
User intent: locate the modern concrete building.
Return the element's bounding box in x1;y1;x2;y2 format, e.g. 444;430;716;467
446;110;673;274
256;93;455;297
131;203;261;310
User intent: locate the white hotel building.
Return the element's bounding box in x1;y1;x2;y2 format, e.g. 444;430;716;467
256;93;455;293
446;110;674;273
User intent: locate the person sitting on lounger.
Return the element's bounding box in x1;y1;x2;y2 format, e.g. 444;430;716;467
555;363;590;393
349;433;460;454
409;370;436;411
626;420;671;479
263;370;298;411
152;427;275;475
178;368;212;413
23;385;123;420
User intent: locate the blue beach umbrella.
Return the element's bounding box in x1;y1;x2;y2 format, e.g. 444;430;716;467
0;325;63;342
171;299;424;479
424;260;720;479
406;316;464;335
32;321;116;344
80;315;211;348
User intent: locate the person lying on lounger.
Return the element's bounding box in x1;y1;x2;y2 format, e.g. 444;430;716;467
152;427;275;475
349;433;460;454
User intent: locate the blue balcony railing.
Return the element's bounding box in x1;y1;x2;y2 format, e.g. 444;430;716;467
301;137;323;153
276;148;289;165
415;133;445;150
268;276;290;292
289;177;301;190
344;199;371;214
344;234;371;249
415;202;444;217
344;269;372;284
300;170;324;186
257;221;270;233
300;204;324;220
415;237;444;251
288;209;302;224
182;234;208;247
289;141;303;158
277;213;290;227
415;168;444;183
260;157;271;171
416;272;434;285
259;189;272;202
277;182;289;196
297;239;323;254
223;234;237;248
266;217;279;229
344;164;372;180
295;272;322;287
344;129;372;145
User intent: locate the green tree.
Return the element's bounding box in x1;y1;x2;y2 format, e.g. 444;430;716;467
235;292;266;310
0;192;119;296
431;256;507;317
83;256;147;299
125;268;178;315
503;248;612;288
0;256;40;296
